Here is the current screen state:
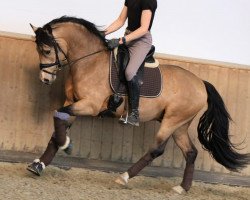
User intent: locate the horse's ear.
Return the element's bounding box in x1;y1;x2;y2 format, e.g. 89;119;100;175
30;23;39;33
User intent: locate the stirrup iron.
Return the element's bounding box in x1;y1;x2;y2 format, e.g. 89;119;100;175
119;112;129;124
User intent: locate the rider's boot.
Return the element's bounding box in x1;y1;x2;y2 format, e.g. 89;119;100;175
119;75;140;126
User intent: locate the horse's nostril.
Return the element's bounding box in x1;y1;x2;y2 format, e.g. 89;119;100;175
44;78;49;83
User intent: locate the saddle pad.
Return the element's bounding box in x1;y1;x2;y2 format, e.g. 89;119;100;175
109;53;162;98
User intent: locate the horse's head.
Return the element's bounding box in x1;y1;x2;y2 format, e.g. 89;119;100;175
30;24;67;85
31;16;108;85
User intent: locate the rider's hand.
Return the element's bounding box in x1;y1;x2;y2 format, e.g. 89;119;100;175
107;38;120;50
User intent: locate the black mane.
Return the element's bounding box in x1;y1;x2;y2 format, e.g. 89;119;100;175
38;16;107;47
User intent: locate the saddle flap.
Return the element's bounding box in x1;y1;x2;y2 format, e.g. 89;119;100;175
110;52;162;98
116;45;130;83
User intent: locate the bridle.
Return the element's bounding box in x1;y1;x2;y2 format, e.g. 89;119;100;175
39;33;107;76
39;35;67;76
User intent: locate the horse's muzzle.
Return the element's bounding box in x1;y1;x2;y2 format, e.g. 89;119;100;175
41;78;52;85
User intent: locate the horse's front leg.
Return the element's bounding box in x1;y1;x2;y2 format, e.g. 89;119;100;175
40;108;76;161
42;98;101;160
27;102;77;175
27;99;99;176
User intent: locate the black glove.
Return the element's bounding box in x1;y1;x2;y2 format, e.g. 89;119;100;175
107;38;120;50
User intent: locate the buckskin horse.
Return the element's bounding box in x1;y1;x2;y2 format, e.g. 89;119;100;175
28;16;249;193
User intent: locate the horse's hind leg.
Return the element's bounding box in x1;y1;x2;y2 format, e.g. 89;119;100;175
115;138;168;185
115;116;186;185
172;122;198;193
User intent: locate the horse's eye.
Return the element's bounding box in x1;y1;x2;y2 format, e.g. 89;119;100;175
44;50;51;55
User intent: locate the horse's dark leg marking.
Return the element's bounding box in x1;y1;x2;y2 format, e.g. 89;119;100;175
172;124;198;192
127;141;167;178
120;115;188;184
180;149;197;191
53;117;69;146
40;136;58;166
39;106;75;166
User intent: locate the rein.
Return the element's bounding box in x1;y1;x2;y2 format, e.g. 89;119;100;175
64;49;107;67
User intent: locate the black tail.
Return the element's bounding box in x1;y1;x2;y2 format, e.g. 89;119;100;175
197;81;250;171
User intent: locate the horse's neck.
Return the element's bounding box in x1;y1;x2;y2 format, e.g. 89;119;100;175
56;24;111;99
68;53;110;100
67;28;105;62
66;50;111;104
64;26;109;78
70;50;110;77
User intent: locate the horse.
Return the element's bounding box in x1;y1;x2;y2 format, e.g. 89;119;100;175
28;16;249;194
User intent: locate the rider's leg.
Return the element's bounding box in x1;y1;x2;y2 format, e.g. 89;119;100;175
125;75;140;126
121;32;152;126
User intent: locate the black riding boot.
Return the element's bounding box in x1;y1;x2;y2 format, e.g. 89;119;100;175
120;75;140;126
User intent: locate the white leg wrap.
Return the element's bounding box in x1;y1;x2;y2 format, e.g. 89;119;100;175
40;162;46;169
115;172;129;185
33;159;40;163
33;159;46;169
59;136;70;150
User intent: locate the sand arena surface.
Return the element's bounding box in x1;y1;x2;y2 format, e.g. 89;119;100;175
0;162;249;200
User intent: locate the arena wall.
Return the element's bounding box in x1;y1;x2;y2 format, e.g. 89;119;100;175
0;31;249;177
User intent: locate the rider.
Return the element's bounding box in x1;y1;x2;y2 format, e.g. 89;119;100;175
105;0;157;126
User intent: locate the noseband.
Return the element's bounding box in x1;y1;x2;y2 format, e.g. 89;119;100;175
39;33;107;76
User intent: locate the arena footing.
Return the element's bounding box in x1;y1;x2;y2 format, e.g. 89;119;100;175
0;150;249;187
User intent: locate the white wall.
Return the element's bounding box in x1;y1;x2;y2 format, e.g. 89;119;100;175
1;0;250;65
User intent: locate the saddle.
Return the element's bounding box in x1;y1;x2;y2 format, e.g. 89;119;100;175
99;45;162;118
111;45;162;97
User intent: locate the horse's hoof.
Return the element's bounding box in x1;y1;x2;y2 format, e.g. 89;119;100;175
172;185;186;194
27;161;44;176
115;172;129;185
115;177;127;185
